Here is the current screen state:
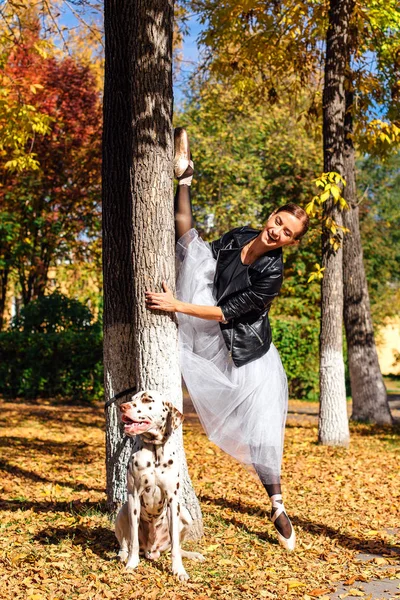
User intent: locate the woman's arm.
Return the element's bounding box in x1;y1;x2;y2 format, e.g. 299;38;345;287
218;265;282;321
145;282;226;322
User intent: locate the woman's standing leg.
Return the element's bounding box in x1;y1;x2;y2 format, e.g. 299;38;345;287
253;460;296;551
174;128;194;241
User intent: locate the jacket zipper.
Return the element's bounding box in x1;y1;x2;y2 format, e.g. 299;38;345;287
248;323;264;346
229;319;234;357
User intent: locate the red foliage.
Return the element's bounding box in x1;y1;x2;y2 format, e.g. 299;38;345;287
1;22;102;304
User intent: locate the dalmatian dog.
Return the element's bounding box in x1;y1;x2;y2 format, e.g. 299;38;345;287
115;390;204;581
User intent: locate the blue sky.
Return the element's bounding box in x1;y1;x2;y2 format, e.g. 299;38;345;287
60;5;202;105
174;15;203;105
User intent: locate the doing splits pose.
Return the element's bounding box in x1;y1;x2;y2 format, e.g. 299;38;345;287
145;128;310;551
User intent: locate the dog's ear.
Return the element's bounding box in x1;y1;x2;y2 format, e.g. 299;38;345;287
164;401;184;434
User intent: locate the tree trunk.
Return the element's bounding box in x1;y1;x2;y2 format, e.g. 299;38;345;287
102;0;202;538
32;260;50;299
318;0;354;446
342;88;392;424
0;246;11;331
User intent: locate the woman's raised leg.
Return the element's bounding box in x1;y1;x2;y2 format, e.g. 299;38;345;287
174;183;194;242
174;128;195;242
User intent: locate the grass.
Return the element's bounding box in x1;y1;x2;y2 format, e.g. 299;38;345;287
0;399;399;600
384;375;400;394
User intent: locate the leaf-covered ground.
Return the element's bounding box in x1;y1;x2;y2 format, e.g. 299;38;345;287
0;399;399;600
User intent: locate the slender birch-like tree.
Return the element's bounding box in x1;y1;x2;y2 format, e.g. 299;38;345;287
317;0;354;446
102;0;202;537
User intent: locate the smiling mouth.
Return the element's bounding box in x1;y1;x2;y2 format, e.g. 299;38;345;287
121;415;152;432
267;231;276;243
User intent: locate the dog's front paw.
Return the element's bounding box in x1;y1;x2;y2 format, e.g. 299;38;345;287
125;555;140;570
189;551;205;562
118;549;128;562
145;550;161;561
181;550;205;562
174;568;189;582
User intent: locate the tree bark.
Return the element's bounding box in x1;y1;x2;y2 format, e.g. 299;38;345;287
0;259;10;331
102;0;202;538
319;0;353;446
342;88;392;424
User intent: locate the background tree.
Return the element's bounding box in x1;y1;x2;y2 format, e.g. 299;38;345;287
0;9;102;328
102;0;202;536
339;1;399;423
0;12;52;329
318;0;353;446
342;87;392;424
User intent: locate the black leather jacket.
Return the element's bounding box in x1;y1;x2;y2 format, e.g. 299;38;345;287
210;226;283;367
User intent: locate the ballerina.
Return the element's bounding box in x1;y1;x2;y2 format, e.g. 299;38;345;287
145;128;310;551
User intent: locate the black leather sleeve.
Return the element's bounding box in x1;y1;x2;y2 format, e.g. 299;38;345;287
218;267;283;321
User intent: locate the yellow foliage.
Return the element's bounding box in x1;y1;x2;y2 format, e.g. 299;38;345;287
307;263;325;283
0;94;53;172
357;119;400;158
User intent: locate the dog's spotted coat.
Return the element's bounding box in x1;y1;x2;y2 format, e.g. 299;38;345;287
115;390;204;581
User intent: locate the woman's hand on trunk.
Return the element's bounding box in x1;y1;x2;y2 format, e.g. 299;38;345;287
145;281;179;313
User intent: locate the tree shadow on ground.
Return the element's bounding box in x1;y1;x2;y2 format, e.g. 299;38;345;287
0;457;103;492
0;435;93;456
33;524;177;575
350;421;400;438
0;401;104;429
34;525;117;561
200;494;400;556
0;498;107;514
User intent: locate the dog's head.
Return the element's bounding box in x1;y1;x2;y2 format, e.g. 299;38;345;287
119;390;184;444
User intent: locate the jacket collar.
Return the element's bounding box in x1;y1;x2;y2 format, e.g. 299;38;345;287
229;227;283;272
231;227;260;248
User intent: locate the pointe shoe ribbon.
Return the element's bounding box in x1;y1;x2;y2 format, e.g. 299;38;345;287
270;494;296;551
178;160;194;186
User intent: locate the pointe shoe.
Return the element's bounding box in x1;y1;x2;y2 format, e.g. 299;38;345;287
178;159;194;186
174;127;192;179
270;494;296;551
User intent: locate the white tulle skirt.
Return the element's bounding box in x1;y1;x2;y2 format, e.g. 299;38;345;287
176;229;288;484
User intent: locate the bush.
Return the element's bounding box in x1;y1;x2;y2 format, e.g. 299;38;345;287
0;293;103;402
11;292;94;333
271;315;320;401
1;294;320;403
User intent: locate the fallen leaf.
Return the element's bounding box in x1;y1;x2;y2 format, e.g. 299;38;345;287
223;536;237;544
287;580;306;590
218;558;237;566
204;544;220;552
344;576;357;586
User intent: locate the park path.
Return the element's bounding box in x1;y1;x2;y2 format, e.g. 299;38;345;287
183;391;400;600
183;392;400;425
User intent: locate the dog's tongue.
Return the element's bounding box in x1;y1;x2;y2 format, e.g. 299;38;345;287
124;420;151;433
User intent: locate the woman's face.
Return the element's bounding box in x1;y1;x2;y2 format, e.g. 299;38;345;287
260;211;304;249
